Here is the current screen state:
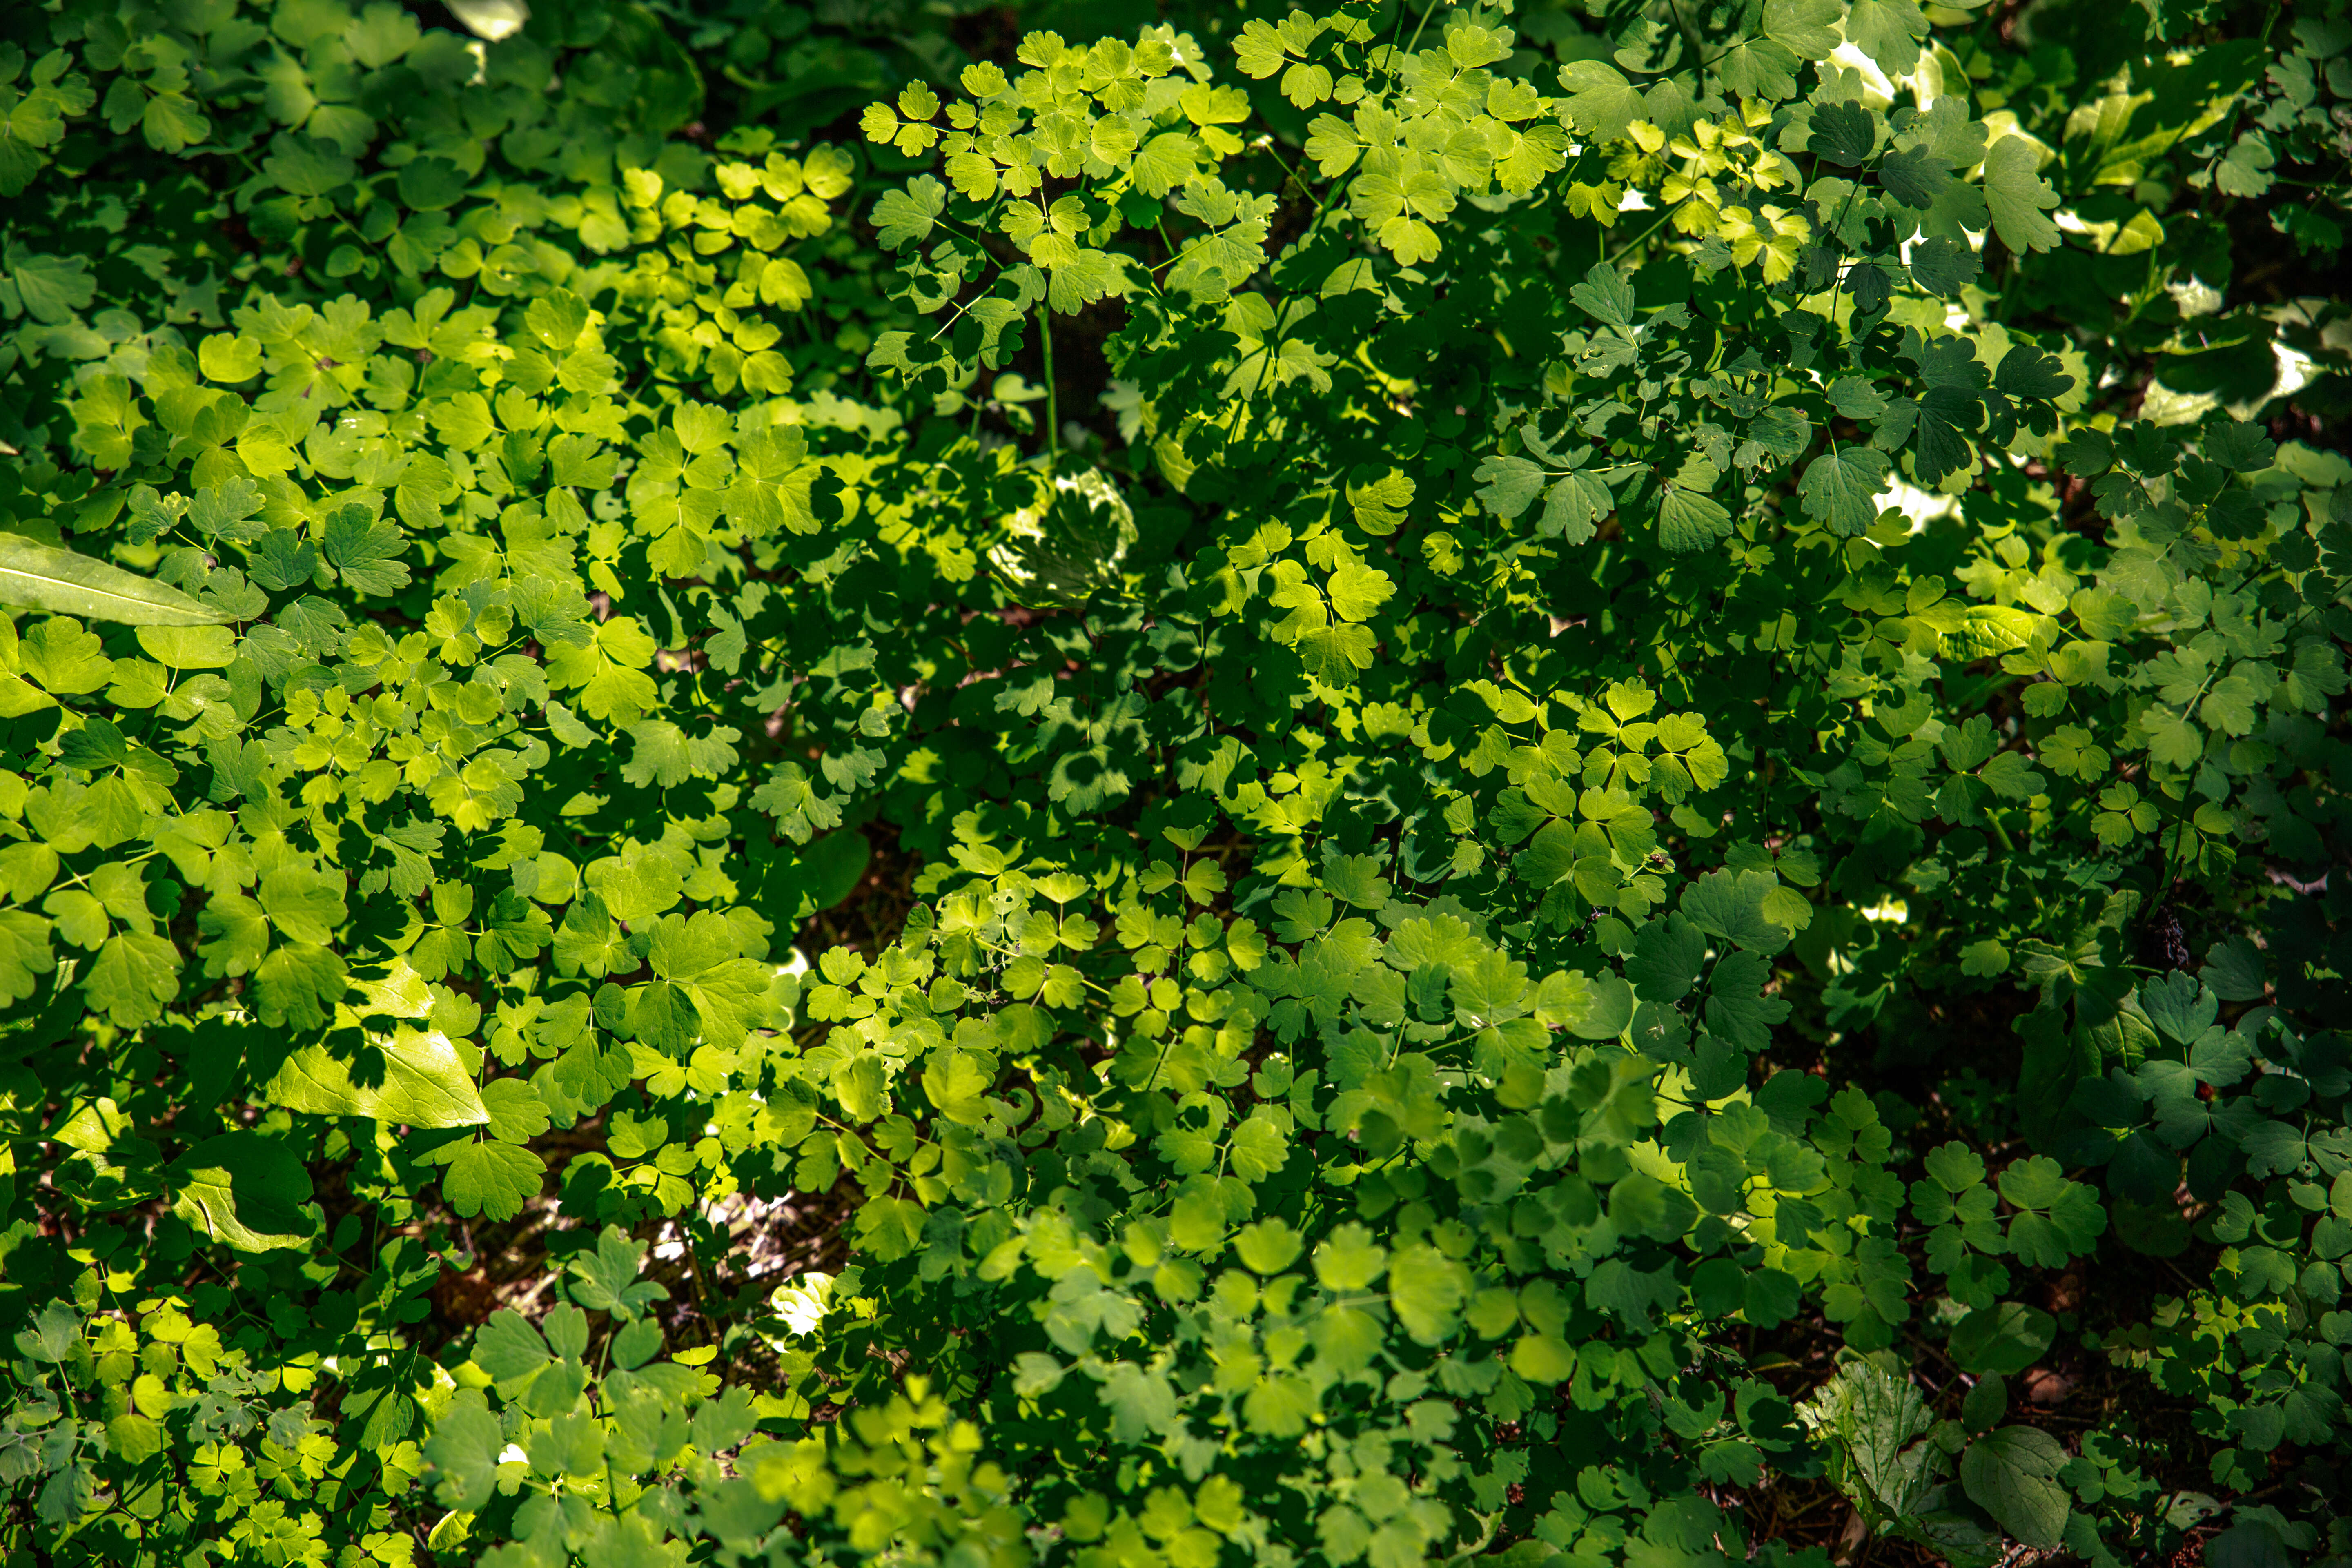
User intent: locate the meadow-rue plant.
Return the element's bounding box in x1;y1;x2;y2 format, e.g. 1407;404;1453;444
0;0;2348;1564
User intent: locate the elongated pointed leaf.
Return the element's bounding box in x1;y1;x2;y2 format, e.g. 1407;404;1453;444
0;536;230;626
267;1025;489;1127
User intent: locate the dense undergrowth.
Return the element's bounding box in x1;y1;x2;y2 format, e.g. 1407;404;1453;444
1;0;2350;1564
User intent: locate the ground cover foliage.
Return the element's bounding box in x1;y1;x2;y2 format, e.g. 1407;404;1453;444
0;0;2348;1561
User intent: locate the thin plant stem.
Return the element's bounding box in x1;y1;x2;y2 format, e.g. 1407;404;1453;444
1042;307;1058;458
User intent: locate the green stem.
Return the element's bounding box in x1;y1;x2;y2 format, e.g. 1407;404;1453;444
1255;134;1328;216
1401;0;1446;59
1042;308;1058;459
1985;808;2016;853
1666;0;1709;69
1945;669;2022;712
1607;204;1677;263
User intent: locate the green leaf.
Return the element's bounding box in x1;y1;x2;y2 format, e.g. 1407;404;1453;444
1947;1302;2056;1375
1626;915;1707;1003
0;911;58;1006
525;288;590;351
1510;1334;1578;1383
1557;62;1647;141
108;1411;165;1466
2202;419;2276;472
267;1025;489;1128
1810;101;1878;165
18;617;114;692
1961;1372;2008;1432
1908;236;1983;296
871;176;947;248
1133;132;1201;196
168;1132;316;1251
1474;455;1546;520
443;1140;544;1221
1982;137;2061;253
802;828;872;912
1283;623;1368;684
482;1078;552;1143
1946;605;2040;659
1800;447;1891;535
701;1479;787;1546
1234;1218;1303;1274
2138;971;2217;1043
1229;1112;1289;1179
198;334;263;383
474;1310;553;1386
1312;1223;1388;1290
0;537;230;626
1764;0;1842;58
397;155;469;211
1682;870;1792;953
13;1303;79;1363
1996;1156;2106;1266
1993;344;2071;401
7;253;94;324
1327;559;1393;623
1097;1363;1177;1443
261;131;355;196
569;1227;670;1321
1319;848;1392;909
260;866;347;946
1347;467;1415;533
80;929;178;1025
253;942;350;1029
1388;1244;1469;1343
322;505;411;597
1959;1426;2070;1549
923;1049;994;1126
1578;973;1637;1039
1878;144;1950;207
1959;938;2010;976
1846;0;1929;73
1567;262;1636;328
135;624;238;668
424;1396;504;1511
1657;485;1734;552
1800;1360;1940;1519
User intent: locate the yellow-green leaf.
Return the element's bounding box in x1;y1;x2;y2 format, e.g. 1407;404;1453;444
0;537;230;626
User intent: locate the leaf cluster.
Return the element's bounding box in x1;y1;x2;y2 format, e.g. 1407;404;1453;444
0;0;2348;1566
